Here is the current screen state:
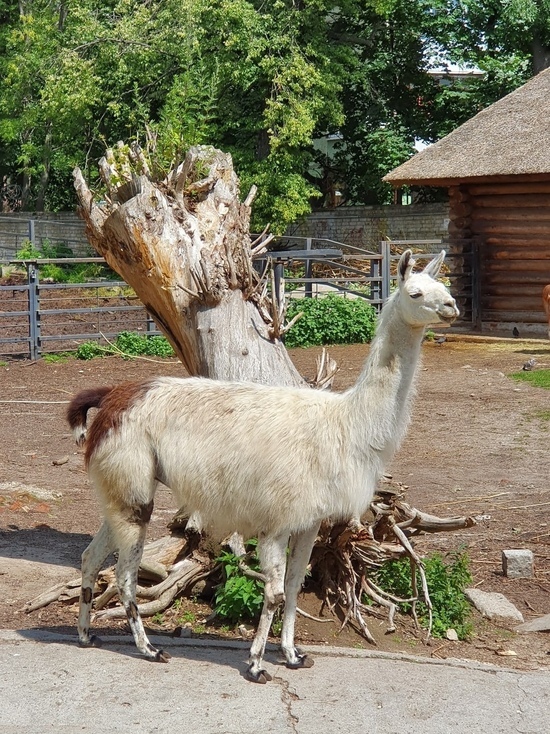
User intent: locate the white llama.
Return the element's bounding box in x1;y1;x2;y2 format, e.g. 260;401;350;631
67;249;458;683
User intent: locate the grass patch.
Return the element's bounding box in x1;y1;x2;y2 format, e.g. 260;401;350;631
510;369;550;389
43;352;72;364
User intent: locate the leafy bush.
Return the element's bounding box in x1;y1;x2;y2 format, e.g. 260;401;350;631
75;341;105;360
115;331;174;358
374;550;473;639
214;542;264;624
75;331;174;360
15;238;117;283
285;294;377;348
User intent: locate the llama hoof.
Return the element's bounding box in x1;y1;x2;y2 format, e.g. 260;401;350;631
79;634;103;649
244;666;272;684
154;649;171;663
286;653;314;670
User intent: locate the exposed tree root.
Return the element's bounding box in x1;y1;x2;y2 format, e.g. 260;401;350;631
27;479;476;642
310;478;475;642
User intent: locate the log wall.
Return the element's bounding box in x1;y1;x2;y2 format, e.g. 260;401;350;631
447;180;550;330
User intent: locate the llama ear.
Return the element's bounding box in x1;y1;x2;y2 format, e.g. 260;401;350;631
423;250;446;279
398;250;415;282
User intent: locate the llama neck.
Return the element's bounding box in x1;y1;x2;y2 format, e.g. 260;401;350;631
343;292;424;457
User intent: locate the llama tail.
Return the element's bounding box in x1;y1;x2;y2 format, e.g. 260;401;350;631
66;386;113;446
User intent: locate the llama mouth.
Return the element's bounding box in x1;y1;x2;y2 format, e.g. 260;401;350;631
436;312;459;325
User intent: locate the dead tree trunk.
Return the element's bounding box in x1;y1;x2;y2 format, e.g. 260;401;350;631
73;143;304;386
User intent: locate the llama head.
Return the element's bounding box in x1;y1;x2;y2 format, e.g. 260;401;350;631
397;250;459;328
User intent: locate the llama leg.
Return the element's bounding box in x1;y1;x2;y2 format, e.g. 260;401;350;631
246;532;289;684
113;503;171;663
78;521;115;648
280;523;320;669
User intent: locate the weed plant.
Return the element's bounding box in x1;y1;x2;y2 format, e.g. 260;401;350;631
374;550;473;639
16;239;118;282
214;540;264;624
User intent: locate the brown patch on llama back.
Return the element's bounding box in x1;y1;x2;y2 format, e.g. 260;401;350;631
84;381;153;465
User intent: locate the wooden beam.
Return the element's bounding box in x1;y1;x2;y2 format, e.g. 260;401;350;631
472;221;550;235
480;309;548;323
471;208;550;221
484;237;550;250
386;174;550;189
474;194;550;208
490;247;550;258
468;181;550;196
484;271;550;285
484;260;550;273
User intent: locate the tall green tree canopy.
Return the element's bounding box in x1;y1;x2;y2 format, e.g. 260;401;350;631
0;1;546;228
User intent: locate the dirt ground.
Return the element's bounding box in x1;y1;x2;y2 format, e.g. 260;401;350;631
1;336;550;671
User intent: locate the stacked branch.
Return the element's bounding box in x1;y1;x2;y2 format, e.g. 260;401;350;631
311;479;476;642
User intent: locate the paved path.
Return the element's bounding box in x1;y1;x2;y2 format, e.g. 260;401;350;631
1;630;549;733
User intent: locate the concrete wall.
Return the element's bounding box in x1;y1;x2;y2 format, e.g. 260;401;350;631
0;213;88;260
289;203;450;251
0;203;451;261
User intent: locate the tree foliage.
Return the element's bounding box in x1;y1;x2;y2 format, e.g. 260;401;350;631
0;1;547;225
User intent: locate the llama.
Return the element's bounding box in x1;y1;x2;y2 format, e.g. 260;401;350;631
67;249;458;684
542;284;550;339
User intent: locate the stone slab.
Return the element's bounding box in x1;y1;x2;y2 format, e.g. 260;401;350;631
516;613;550;633
465;588;524;622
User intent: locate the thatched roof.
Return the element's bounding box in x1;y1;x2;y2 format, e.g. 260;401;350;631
384;67;550;186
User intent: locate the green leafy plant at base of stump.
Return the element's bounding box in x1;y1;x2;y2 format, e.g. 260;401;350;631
285;294;377;348
373;550;473;640
214;541;264;624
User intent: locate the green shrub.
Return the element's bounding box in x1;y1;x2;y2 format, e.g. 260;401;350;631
214;541;264;624
15;238;117;283
16;239;47;260
374;550;473;639
115;331;175;358
285;294;377;348
75;341;106;360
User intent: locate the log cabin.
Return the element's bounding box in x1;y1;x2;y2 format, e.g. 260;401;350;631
384;67;550;336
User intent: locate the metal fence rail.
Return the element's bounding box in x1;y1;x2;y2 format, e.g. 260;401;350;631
260;236;390;306
0;259;159;359
1;239;441;360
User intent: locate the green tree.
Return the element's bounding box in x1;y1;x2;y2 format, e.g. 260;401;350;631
0;1;546;222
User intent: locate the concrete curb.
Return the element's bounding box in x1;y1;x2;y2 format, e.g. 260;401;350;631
0;628;516;674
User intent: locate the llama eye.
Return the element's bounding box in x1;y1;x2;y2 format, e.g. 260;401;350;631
410;291;422;299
